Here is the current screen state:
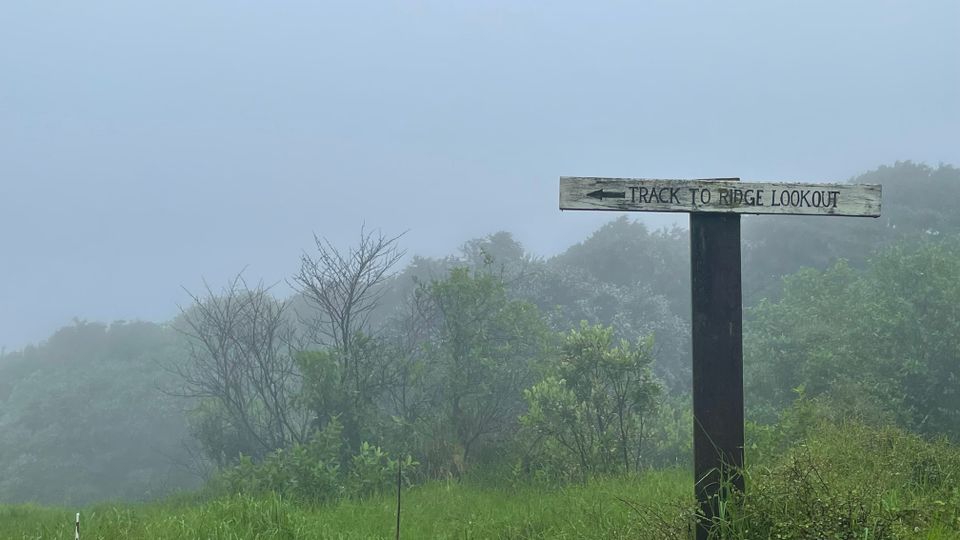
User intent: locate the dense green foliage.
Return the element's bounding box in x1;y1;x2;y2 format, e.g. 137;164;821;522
746;239;960;436
0;322;199;506
522;323;661;479
408;267;553;474
210;418;416;503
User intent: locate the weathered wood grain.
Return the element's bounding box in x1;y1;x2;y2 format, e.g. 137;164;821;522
559;177;881;217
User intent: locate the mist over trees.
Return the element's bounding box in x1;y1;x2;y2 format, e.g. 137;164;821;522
745;239;960;435
171;277;308;465
0;322;198;504
1;161;958;505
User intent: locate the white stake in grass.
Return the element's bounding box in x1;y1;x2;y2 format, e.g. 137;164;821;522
75;512;80;540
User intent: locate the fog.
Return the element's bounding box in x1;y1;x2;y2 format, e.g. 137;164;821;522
1;1;957;350
3;6;960;529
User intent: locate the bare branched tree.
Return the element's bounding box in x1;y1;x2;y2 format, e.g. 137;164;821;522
170;275;308;462
293;228;405;356
291;228;405;446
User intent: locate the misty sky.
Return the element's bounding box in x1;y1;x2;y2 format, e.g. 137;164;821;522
2;1;958;351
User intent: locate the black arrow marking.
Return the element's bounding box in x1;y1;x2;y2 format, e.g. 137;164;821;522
587;189;626;200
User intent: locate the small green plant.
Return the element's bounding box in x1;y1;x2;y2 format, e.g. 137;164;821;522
348;441;418;499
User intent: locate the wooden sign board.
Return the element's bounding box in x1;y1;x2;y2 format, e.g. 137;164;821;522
560;177;882;217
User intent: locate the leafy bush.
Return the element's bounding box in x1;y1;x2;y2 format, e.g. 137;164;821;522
745;238;960;437
521;322;662;481
214;419;417;502
719;421;960;538
348;442;416;499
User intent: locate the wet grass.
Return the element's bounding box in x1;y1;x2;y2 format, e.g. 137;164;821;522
0;471;689;539
3;422;959;539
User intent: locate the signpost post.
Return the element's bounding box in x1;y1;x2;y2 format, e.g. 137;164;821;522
560;177;881;539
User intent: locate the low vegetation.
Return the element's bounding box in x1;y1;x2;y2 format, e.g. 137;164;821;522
2;418;958;539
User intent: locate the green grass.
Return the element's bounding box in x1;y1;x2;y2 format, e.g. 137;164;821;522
0;471;690;539
3;421;959;539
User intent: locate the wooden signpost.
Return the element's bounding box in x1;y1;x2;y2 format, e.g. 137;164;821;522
560;176;881;539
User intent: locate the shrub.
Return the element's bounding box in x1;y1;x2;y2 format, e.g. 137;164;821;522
627;415;960;538
714;421;960;538
521;322;661;481
213;418;418;503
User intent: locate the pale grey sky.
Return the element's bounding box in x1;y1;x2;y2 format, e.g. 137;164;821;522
1;1;958;350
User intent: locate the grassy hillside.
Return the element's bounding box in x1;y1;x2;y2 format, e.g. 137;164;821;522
3;419;958;539
1;473;688;540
